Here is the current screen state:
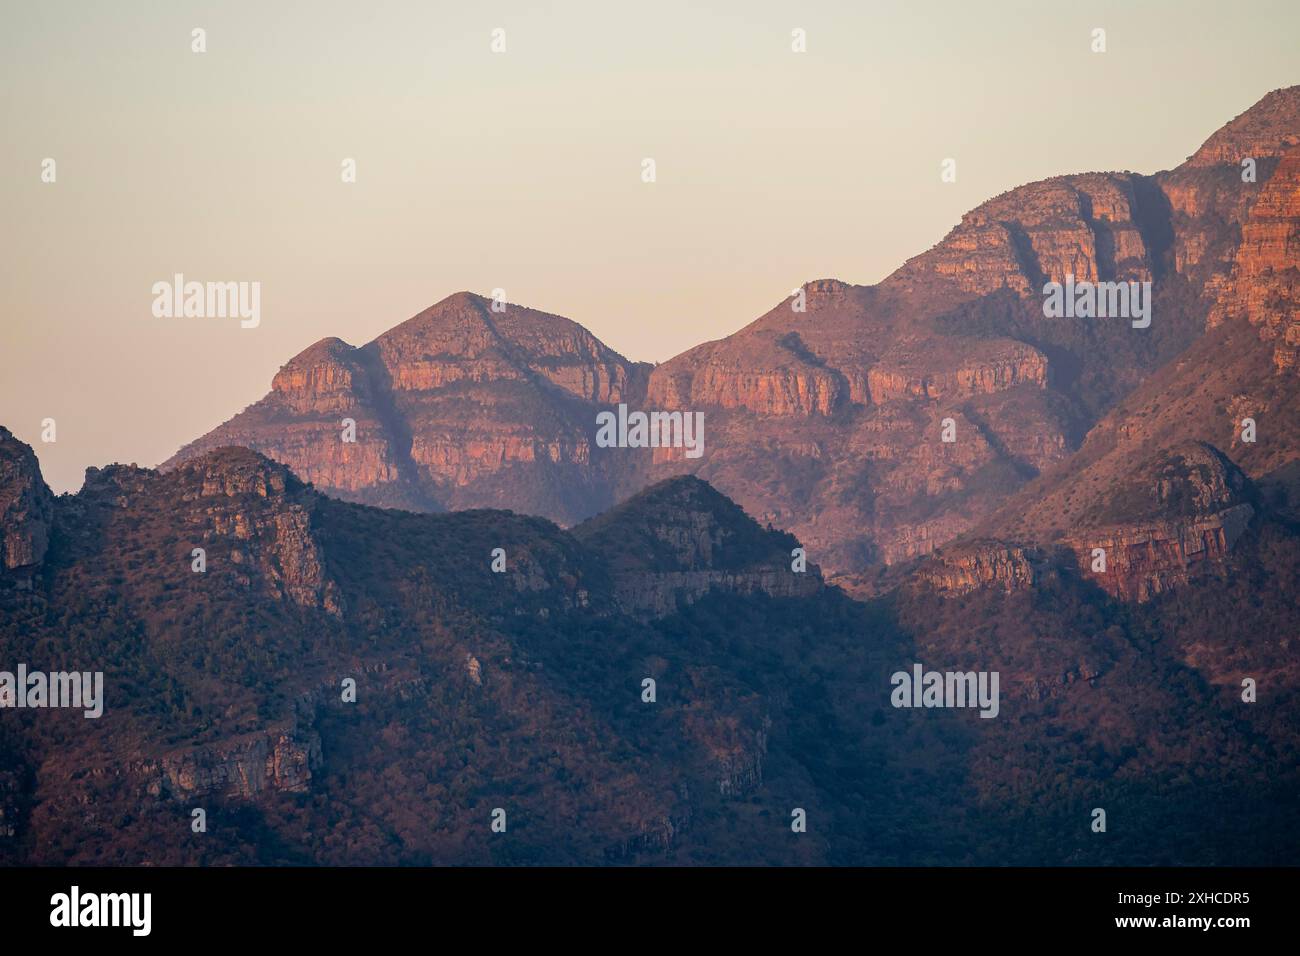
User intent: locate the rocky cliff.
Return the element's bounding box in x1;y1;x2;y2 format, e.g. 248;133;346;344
920;442;1262;604
917;540;1043;596
1061;442;1257;601
0;428;54;581
958;439;1260;605
1157;86;1300;294
1065;505;1254;602
1208;144;1300;371
75;447;345;617
139;722;322;800
895;172;1158;295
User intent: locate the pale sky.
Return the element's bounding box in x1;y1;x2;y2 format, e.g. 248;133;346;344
3;0;1297;492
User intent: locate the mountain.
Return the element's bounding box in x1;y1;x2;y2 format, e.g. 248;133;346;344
639;88;1300;589
572;475;822;616
964;134;1300;564
4;431;829;863
165;292;650;523
165;88;1300;594
10;88;1300;867
5;427;1300;865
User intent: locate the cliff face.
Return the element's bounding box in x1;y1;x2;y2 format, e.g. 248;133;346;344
0;428;54;579
1182;88;1300;169
1208;145;1300;371
139;722;322;800
917;541;1043;596
865;338;1049;403
259;337;406;494
1061;442;1256;602
959;441;1259;604
1156;87;1300;297
920;442;1261;604
638;273;1075;583
895;172;1158;295
1064;505;1254;602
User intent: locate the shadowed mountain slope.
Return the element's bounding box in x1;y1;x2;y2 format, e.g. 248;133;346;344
5;429;1300;865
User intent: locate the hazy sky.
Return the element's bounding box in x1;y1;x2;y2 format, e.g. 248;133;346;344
2;0;1297;492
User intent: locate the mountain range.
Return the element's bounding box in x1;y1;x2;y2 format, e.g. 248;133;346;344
164;87;1300;597
2;87;1298;865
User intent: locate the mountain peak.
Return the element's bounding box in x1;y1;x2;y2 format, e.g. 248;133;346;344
365;291;644;402
272;336;369;412
370;291;625;366
1184;85;1300;168
171;445;304;500
573;474;801;573
166;292;649;523
373;291;493;346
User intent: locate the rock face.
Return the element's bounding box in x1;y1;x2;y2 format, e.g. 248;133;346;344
1065;506;1254;602
92;448;345;617
865;338;1049;402
1157;87;1300;295
926;443;1260;604
52;448;344;628
0;428;54;582
1181;87;1300;169
140;722;322;800
895;172;1157;295
1208;145;1300;371
1062;442;1256;601
192;453;343;617
918;541;1043;596
714;718;770;798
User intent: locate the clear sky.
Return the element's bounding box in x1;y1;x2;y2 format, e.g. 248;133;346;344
2;0;1297;492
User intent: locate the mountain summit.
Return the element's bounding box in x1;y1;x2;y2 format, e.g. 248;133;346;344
166;292;650;522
